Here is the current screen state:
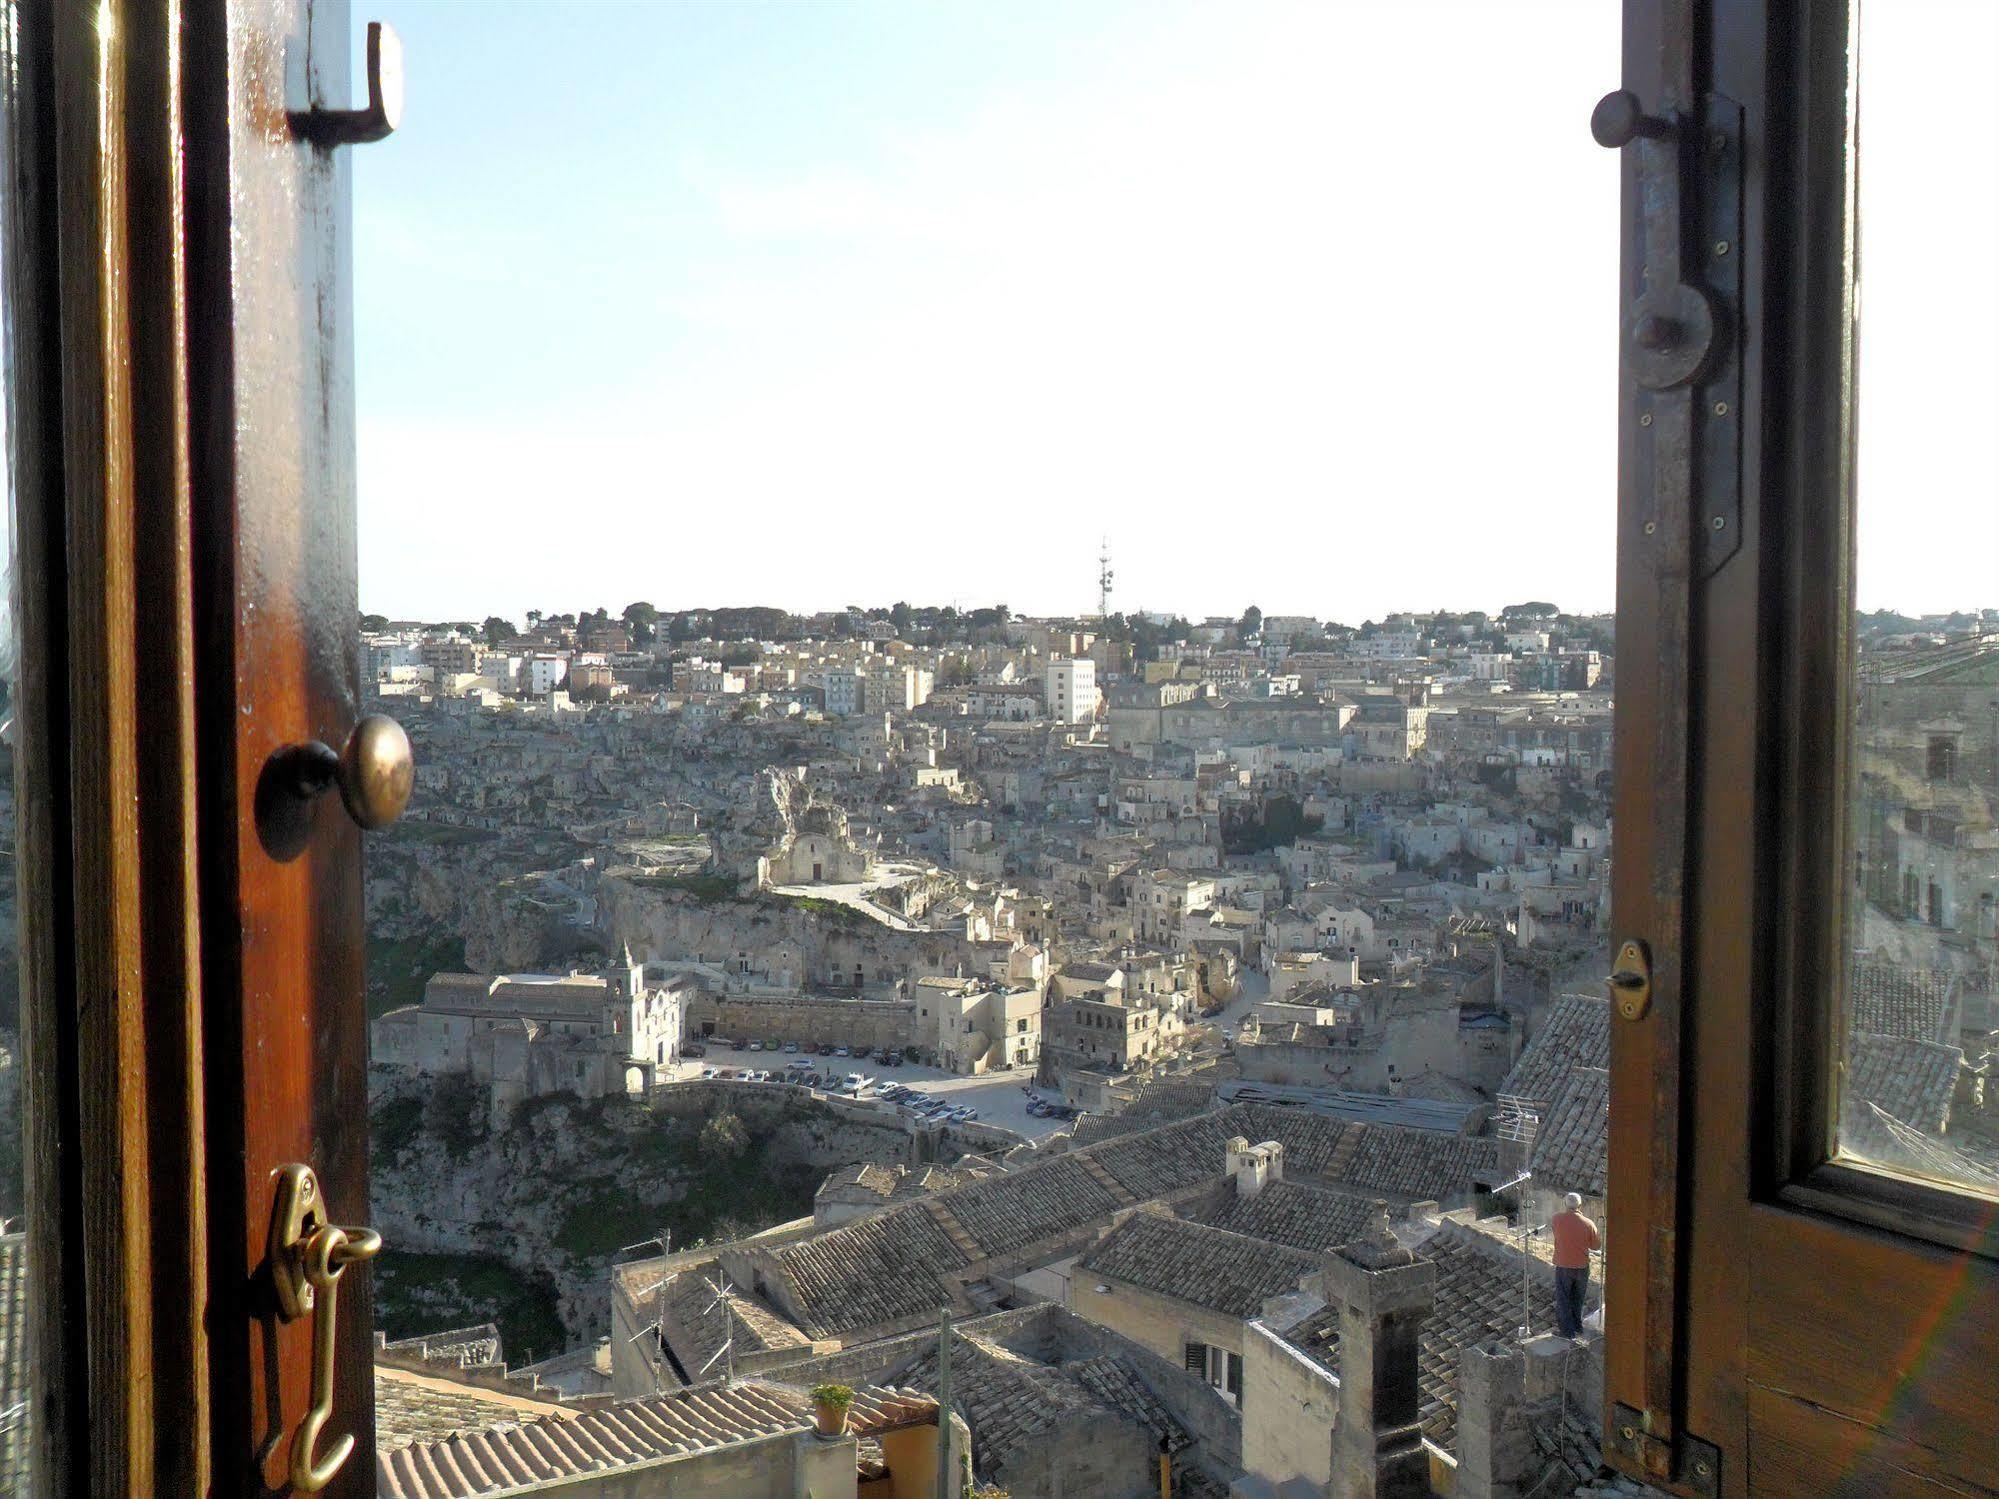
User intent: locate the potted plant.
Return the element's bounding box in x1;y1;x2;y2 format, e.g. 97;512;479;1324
809;1382;855;1437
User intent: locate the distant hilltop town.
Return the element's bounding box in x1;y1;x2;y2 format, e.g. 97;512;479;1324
236;597;1999;1499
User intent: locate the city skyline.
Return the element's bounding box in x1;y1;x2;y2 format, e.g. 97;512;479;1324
352;2;1994;625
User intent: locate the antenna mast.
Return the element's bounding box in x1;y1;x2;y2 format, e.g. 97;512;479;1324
1097;537;1114;620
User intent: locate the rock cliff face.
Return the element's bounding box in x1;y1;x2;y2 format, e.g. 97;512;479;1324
367;1072;913;1347
595;877;966;984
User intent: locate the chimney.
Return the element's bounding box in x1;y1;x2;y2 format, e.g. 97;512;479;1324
1323;1204;1437;1499
1225;1137;1284;1199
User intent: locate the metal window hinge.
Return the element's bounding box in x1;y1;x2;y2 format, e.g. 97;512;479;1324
1608;1403;1721;1498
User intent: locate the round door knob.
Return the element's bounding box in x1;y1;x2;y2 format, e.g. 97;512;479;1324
1591;89;1670;149
270;714;415;831
336;714;416;828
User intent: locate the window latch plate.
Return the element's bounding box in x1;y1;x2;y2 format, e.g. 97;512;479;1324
1608;1402;1720;1496
1608;939;1653;1021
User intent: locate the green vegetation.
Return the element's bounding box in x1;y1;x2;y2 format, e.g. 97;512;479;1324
767;893;875;929
552;1110;818;1256
372;1094;425;1158
627;871;740;902
424;1069;490;1160
372;1249;566;1365
386;821;500;847
367;928;468;1019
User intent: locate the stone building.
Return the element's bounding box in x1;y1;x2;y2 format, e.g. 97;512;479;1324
755;769;875;887
370;949;686;1123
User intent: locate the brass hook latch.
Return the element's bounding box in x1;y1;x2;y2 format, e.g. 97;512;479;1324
269;1164;383;1492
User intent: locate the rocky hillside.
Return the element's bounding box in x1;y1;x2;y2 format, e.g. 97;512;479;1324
366;1073;913;1353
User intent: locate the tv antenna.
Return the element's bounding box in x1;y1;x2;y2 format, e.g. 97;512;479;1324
698;1274;737;1386
1097;537;1114;621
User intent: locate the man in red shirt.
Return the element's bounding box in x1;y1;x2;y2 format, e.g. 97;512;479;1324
1551;1192;1601;1338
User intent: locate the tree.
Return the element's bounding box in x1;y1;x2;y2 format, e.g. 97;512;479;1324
698;1111;749;1162
1239;605;1263;640
359;611;389;632
623;601;659;646
482;616;516;646
1503;601;1560;620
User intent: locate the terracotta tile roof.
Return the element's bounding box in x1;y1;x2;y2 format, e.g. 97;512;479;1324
760;1202;972;1338
1499;994;1610;1108
1337;1122;1503;1201
1225;1107;1354;1179
1843;1031;1962;1133
375;1380;935;1499
1086;1111;1251;1196
373;1367;572;1455
1848;962;1958;1043
898;1330;1180;1473
1528;1066;1610;1196
1195;1179;1380;1254
657;1263;809;1380
751;1100;1484;1344
1080;1213;1318;1319
942;1157;1129;1259
1282;1220;1560;1455
1063;1354;1193;1453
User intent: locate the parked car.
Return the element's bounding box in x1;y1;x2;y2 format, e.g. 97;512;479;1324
746;1040;763;1052
957;1108;980;1122
818;1043;836;1056
782;1041;799;1053
1026;1100;1048;1117
786;1056;813;1072
680;1043;706;1058
701;1066;720;1079
833;1046;851;1058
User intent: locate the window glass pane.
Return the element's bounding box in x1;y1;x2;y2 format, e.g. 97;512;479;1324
1838;0;1999;1194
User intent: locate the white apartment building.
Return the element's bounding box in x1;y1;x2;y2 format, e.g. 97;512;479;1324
525;653;569;695
820;668;861;716
1044;657;1099;724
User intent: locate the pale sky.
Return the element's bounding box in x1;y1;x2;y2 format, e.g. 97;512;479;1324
351;1;1995;625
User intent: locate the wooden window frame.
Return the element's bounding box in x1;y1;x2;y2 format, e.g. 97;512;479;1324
1608;0;1999;1493
5;3;378;1494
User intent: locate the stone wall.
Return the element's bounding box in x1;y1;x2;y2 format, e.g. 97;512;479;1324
644;1080;918;1171
1240;1311;1337;1490
690;991;917;1051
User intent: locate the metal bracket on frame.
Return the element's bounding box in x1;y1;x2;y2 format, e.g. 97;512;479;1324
1600;90;1745;581
1608;1403;1721;1497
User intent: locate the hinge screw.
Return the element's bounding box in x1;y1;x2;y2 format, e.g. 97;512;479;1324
1713;401;1730;416
1714;239;1731;256
1639;412;1653;427
1712;516;1726;531
1643;521;1657;536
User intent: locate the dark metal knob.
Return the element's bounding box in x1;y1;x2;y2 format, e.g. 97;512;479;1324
1591;89;1670;149
272;715;415;831
1633;314;1684;351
